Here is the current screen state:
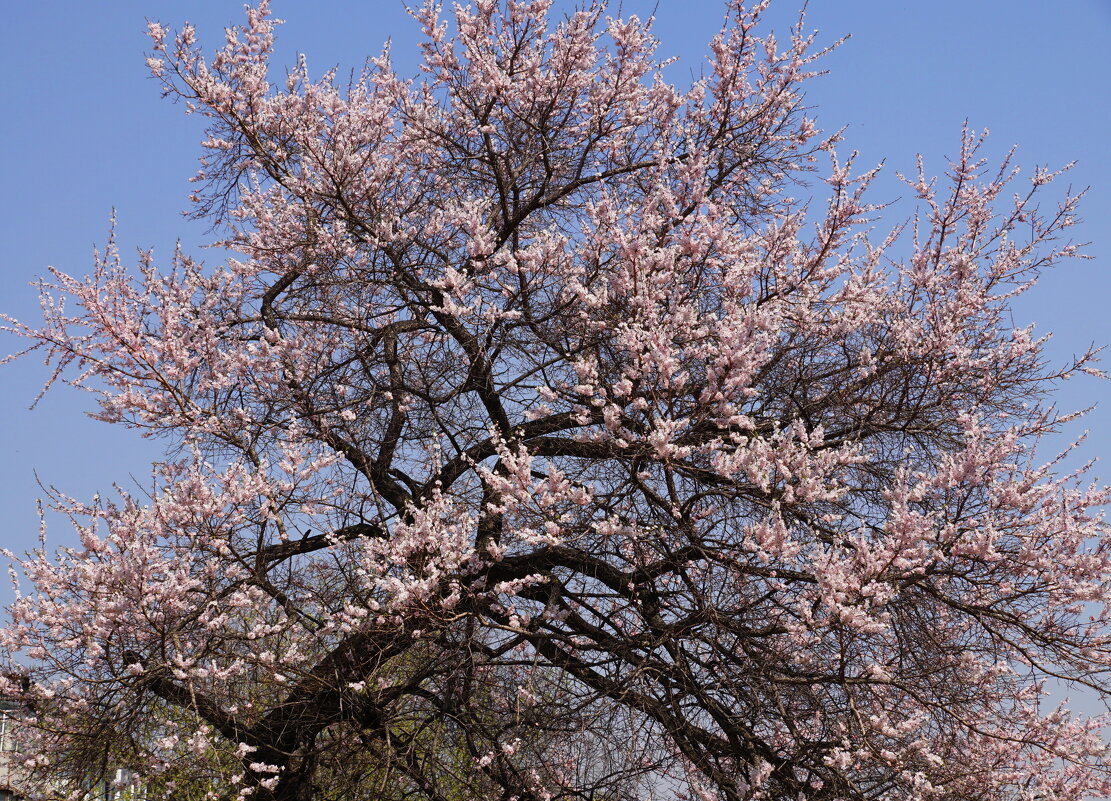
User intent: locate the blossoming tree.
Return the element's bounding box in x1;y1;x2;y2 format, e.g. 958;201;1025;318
3;1;1110;799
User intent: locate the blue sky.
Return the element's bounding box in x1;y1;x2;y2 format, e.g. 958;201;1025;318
0;1;1108;576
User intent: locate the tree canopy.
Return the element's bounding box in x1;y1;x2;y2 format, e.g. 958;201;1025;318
2;2;1109;800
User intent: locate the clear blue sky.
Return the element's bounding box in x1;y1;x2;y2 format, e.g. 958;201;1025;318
0;1;1108;576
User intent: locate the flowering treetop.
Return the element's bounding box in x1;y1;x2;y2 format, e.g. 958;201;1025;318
1;2;1109;800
